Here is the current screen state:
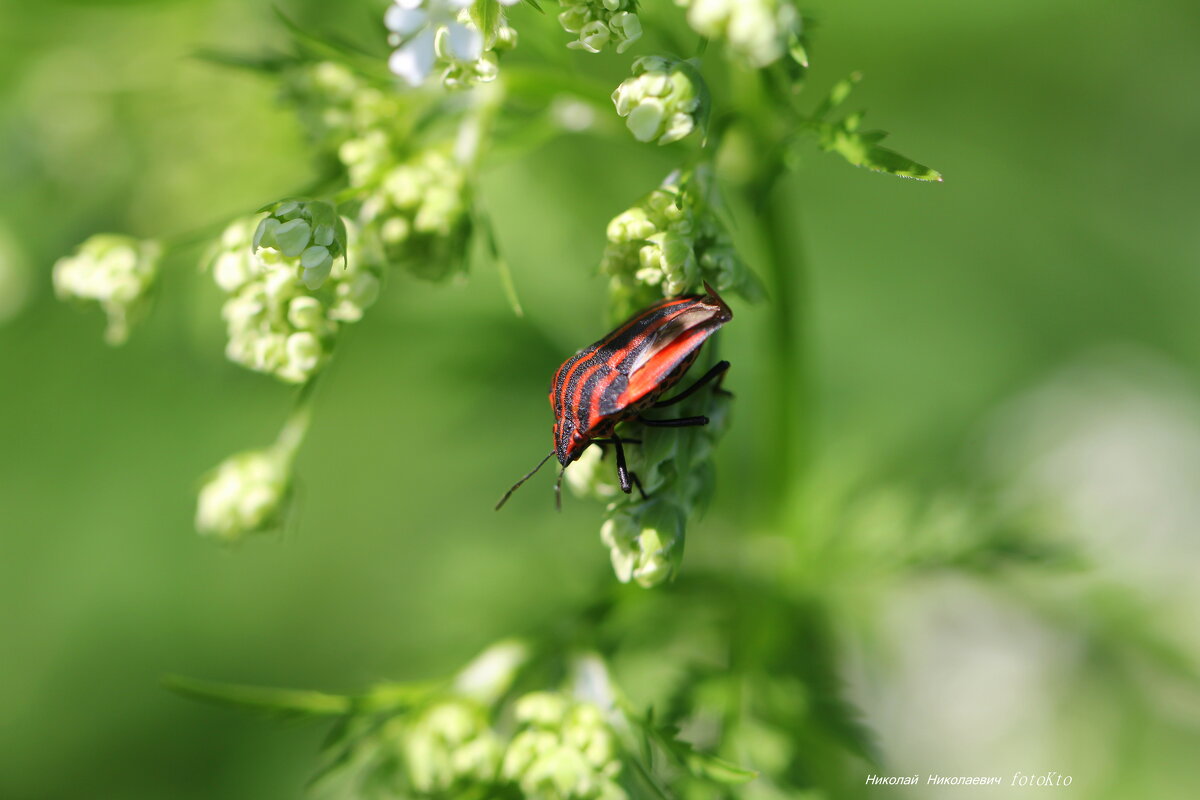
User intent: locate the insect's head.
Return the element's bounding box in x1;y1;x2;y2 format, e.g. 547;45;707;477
553;416;588;466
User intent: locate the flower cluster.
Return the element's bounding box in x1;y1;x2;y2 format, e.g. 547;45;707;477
281;61;407;153
253;200;348;290
501;692;626;800
570;380;729;587
195;447;293;542
558;0;642;54
601;170;758;318
211;215;380;384
674;0;802;68
356;148;473;281
386;0;520;89
402;699;504;794
280;60;478;283
53;234;162;344
612;56;706;145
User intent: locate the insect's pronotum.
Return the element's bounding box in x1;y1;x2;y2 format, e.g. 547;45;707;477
496;283;733;509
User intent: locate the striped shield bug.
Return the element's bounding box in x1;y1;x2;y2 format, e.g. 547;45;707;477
496;282;732;510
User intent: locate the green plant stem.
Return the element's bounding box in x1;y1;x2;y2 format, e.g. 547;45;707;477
754;180;808;519
274;379;318;462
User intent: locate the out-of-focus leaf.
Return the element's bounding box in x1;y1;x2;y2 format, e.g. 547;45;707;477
789;37;809;68
193;48;293;74
163;675;353;717
811;72;861;120
626;705;759;786
471;0;502;49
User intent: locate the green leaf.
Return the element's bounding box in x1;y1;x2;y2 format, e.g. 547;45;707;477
788;37;809;68
821;125;943;181
475;209;524;317
192;48;293;74
471;0;502;49
812;72;861;120
163;675;353;718
682;745;759;785
624;705;759;787
523;0;544;12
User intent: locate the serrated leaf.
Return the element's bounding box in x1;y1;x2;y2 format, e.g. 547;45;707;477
163;675;353;717
821;125;943;182
625;706;759;787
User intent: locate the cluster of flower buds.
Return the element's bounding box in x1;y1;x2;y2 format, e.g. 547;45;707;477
357;148;473;281
254;200;348;289
611;56;707;145
674;0;802;68
385;0;520;89
211;212;379;384
195;447;293;542
281;61;407;153
570;379;728;587
558;0;642;54
501;692;626;800
53;234;162;344
402;699;504;794
601;170;759;318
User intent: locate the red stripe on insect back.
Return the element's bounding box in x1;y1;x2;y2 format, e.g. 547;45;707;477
569;301;693;424
553;297;694;417
549;297;692;413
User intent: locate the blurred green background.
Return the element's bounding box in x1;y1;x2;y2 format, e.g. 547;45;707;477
2;0;1199;798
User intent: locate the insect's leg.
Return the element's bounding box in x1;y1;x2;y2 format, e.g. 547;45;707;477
628;471;648;501
554;464;567;512
653;360;731;408
611;435;633;494
637;415;709;428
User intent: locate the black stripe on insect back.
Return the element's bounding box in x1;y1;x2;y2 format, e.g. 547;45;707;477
561;299;692;435
558;299;691;424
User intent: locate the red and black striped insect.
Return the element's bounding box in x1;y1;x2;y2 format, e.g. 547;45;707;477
496;283;733;509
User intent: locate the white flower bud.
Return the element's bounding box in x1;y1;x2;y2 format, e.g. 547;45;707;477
558;1;641;54
53;234;162;345
600;503;685;588
503;692;626;799
612;57;707;146
210;216;378;384
195;449;291;541
675;0;802;68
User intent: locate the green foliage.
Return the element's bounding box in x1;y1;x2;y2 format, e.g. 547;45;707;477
806;73;942;181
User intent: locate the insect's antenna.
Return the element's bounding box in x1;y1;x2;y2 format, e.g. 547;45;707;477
495;450;555;510
555;464;567;512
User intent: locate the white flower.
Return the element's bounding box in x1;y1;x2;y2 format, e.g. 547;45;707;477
386;0;520;86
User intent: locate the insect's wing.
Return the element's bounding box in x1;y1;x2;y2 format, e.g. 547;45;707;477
611;298;731;410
